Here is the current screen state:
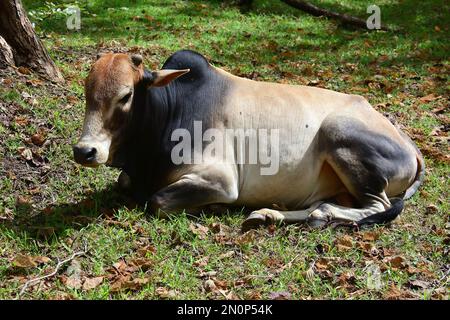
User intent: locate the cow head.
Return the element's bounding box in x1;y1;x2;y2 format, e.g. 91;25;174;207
73;52;189;167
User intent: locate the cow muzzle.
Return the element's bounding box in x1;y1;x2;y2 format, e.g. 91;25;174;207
73;138;111;167
73;145;97;165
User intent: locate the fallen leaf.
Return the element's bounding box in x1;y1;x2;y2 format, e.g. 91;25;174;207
12;255;38;268
18;147;33;161
110;276;149;292
362;231;380;241
336;271;356;288
136;245;156;257
82;276;104;290
129;258;153;271
33;256;51;264
155;287;177;299
408;279;430;290
384;255;406;270
336;235;353;251
218;250;235;260
112;260;128;273
431;105;447;114
189;223;209;239
31;133;46;146
194;256;209;268
315;258;331;270
425;204;439;214
16;195;31;206
65;276;82;289
384;283;417;300
419;93;440;103
246;291;262;300
268;291;291;300
235;230;255;245
14;116;29;126
213;279;228;290
204;279;217;292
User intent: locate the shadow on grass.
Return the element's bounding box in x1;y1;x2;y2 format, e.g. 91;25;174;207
0;184;133;241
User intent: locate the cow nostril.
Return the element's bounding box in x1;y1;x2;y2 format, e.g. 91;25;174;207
73;146;97;163
85;147;97;161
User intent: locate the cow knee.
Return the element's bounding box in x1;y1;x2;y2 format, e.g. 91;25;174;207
117;171;132;191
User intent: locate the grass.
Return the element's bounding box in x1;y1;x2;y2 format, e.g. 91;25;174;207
0;0;448;299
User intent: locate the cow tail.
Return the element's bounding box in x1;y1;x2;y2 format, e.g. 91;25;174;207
356;197;404;227
403;152;425;200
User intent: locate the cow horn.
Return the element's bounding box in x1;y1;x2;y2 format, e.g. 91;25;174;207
131;54;143;67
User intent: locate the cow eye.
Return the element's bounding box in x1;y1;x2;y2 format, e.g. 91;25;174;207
119;92;132;105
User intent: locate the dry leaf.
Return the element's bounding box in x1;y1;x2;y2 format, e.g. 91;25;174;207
110;276;149;292
194;256;209;268
18;147;33;161
66;276;82;289
204;279;217;292
12;255;38;268
419;93;440;103
33;256;51;264
408;279;430;290
315;258;331;270
82;277;104;290
189;223;209;239
155;287;177;299
268;291;291;300
384;255;406;269
336;235;353;250
218;250;235;260
129;258;153;271
213;279;228;290
136;245;156;257
31;133;46;146
362;231;380;241
14;116;29;126
236;230;255;245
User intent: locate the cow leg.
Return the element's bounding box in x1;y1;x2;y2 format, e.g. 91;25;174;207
306;192;398;227
117;171;132;192
307;115;412;227
150;169;238;217
241;201;324;231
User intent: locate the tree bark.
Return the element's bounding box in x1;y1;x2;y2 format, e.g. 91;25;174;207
0;36;15;69
281;0;389;31
0;0;63;81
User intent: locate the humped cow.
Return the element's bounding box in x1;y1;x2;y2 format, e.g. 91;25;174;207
73;50;424;230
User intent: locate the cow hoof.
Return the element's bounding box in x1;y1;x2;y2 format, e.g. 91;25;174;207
241;209;284;232
242;212;266;232
307;208;330;228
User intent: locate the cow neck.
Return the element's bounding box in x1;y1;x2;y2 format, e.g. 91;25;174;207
122;80;179;198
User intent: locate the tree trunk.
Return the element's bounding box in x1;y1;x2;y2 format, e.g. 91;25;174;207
281;0;389;31
0;36;15;69
0;0;63;81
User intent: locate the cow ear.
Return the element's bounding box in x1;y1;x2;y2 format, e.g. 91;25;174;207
150;69;190;87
